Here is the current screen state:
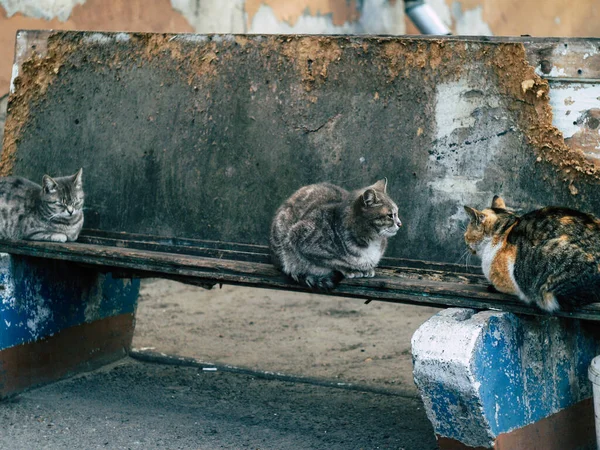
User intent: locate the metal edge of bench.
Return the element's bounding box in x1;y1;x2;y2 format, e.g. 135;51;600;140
0;239;599;320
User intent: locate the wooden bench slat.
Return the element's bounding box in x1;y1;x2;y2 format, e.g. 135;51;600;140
1;239;599;320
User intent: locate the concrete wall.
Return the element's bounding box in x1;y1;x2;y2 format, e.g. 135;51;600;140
0;0;404;151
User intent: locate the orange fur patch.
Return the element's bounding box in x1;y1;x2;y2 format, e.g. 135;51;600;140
560;216;574;225
489;223;518;295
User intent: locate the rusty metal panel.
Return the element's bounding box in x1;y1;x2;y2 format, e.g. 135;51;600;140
3;31;600;264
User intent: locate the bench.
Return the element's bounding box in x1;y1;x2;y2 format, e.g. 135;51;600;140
3;31;600;449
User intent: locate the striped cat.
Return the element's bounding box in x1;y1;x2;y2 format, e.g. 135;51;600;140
270;179;402;290
464;196;600;312
0;169;84;242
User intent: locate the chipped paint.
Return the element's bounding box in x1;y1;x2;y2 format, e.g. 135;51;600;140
413;308;600;447
170;0;245;33
427;78;507;240
548;82;600;159
245;0;360;27
246;0;405;34
0;254;139;350
1;0;85;21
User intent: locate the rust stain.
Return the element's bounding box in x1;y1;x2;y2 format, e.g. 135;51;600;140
489;42;600;186
5;33;600;190
375;37;600;187
245;0;360;27
1;32;227;176
0;0;194;96
1;35;69;176
379;39;455;81
277;36;342;90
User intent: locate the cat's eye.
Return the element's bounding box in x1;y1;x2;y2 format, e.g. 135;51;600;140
387;213;394;218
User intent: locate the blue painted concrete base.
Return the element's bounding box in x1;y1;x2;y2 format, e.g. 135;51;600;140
412;308;600;449
0;254;139;352
0;253;140;396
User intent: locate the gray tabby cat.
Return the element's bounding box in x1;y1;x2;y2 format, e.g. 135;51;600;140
0;169;84;242
270;179;402;290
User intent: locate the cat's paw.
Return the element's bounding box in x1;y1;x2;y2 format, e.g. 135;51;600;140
342;269;375;278
302;273;342;292
50;234;68;243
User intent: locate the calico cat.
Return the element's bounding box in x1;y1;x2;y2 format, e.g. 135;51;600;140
270;179;402;290
464;196;600;312
0;169;84;242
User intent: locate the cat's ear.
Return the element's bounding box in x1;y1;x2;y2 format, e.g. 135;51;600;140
491;195;506;209
72;168;83;188
42;175;58;194
362;189;379;207
370;178;388;193
464;206;486;225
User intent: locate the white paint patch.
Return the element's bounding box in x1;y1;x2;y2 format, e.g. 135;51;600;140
210;34;236;43
547;81;600;140
1;0;85;21
534;65;567;78
247;0;405;35
357;0;406;35
248;4;354;34
412;309;503;447
83;33;113;44
426;79;505;238
0;254;16;308
9;64;19;95
170;0;245;33
26;302;52;338
451;3;493;36
171;35;209;44
115;33;131;43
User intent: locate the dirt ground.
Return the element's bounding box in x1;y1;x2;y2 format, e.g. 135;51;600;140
132;280;441;394
2;359;438;450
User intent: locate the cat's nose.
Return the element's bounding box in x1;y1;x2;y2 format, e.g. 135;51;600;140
67;206;74;215
396;218;402;227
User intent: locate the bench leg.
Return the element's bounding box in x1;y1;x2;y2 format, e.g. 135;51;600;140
412;308;600;450
0;254;139;399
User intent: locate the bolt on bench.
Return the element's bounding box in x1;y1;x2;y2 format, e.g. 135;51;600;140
2;31;600;449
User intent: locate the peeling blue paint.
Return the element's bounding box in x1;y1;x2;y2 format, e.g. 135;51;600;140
0;254;139;351
413;308;600;447
474;314;526;435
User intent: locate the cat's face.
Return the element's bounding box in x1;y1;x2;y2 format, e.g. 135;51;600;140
355;179;402;237
42;169;84;219
463;196;511;254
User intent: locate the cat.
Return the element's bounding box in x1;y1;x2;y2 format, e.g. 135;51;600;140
0;169;84;242
464;195;600;312
270;178;402;290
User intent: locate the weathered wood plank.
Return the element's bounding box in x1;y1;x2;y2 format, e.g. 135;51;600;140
1;239;599;320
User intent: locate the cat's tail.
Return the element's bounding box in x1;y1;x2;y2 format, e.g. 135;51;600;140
555;275;600;311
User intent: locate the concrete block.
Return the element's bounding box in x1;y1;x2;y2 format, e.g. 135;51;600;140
412;308;600;449
0;254;140;398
